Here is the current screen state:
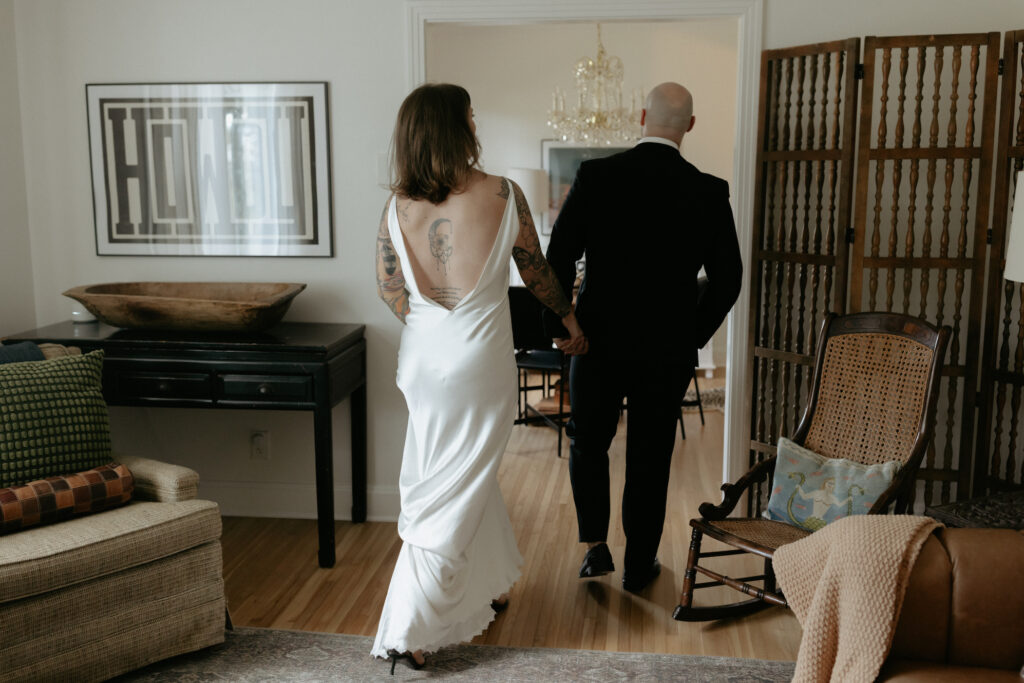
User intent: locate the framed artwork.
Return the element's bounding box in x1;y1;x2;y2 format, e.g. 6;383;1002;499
85;82;333;257
540;140;629;234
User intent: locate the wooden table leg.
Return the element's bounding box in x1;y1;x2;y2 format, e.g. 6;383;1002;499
313;401;336;568
351;382;368;523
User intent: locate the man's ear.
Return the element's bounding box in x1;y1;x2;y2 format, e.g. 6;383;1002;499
687;116;695;133
640;108;647;127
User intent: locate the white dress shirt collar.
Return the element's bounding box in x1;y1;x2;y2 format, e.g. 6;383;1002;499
636;136;680;150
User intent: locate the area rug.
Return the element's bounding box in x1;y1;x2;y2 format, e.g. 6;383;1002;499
683;385;724;413
114;627;795;682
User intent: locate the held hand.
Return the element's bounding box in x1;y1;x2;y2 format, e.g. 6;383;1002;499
554;337;588;355
555;313;589;355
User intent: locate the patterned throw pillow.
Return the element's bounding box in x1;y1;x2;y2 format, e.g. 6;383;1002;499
765;437;900;531
0;350;112;488
0;463;132;535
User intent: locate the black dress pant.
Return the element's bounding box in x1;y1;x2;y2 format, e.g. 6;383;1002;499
566;348;690;574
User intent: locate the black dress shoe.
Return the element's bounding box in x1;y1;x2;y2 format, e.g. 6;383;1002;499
491;597;509;613
622;557;661;593
578;542;615;578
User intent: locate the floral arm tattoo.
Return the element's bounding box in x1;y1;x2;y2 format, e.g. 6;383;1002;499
508;180;573;319
376;197;411;323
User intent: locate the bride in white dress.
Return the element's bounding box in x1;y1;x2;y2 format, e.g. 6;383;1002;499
371;83;587;672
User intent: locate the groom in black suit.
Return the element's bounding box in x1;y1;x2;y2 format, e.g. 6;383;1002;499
544;82;742;593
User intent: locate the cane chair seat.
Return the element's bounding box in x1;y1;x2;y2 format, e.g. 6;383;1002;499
673;312;951;623
696;518;812;555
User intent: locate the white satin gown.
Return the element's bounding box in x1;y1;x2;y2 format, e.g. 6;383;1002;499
371;184;524;657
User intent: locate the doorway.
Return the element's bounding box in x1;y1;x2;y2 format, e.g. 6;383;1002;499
416;3;758;482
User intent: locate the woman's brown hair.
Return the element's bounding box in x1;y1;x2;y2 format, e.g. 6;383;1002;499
390;83;481;204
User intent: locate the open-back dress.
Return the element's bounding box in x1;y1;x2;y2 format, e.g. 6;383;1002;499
371;182;524;657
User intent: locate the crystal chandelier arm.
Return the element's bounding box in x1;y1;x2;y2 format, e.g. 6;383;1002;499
548;24;638;145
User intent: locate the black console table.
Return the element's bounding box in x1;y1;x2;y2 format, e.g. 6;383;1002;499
3;320;366;568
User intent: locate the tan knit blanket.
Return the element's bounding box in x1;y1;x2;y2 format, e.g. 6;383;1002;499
773;515;940;683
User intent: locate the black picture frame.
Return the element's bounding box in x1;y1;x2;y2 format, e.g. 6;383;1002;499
540;140;629;235
85;82;333;257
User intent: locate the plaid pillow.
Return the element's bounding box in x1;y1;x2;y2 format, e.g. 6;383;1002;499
0;463;133;535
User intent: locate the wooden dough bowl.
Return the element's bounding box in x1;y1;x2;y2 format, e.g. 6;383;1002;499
63;282;307;332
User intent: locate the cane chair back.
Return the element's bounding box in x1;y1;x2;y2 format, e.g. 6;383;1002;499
673;312;950;622
801;327;937;468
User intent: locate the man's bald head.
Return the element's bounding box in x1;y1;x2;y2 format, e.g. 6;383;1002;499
641;82;694;144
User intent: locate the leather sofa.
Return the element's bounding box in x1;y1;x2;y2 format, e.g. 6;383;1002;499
880;527;1024;681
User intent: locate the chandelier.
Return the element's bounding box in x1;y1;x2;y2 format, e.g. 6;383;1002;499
547;24;641;146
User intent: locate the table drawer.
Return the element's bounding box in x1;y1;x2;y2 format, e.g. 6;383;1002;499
114;371;214;401
218;374;313;402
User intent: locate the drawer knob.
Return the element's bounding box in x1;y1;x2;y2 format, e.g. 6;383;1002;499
258;383;271;396
158;381;170;393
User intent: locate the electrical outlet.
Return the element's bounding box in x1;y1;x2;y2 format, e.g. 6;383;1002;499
250;430;270;460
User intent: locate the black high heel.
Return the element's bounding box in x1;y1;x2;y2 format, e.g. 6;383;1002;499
387;649;424;675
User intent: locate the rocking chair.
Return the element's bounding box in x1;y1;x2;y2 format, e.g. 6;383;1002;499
673;312;950;622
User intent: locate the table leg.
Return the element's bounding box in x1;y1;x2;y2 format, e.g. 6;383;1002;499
351;382;368;523
313;402;336;568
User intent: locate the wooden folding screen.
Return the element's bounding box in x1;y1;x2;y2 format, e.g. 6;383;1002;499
747;32;1020;508
849;33;1001;506
975;29;1024;495
747;40;859;509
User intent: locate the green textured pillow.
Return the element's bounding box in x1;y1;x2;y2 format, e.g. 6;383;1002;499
0;351;112;488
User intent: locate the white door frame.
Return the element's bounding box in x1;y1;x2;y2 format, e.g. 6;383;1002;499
407;0;762;486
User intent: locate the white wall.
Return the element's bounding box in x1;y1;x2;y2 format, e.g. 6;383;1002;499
0;0;35;336
12;0;411;520
426;19;738;369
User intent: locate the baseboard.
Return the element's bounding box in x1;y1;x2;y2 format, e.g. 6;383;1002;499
196;479;401;522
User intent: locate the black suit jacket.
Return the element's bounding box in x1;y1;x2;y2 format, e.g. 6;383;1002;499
543;142;742;364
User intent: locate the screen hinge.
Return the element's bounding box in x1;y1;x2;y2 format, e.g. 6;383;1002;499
855;63;865;79
998;58;1004;76
846;227;856;244
987;228;994;244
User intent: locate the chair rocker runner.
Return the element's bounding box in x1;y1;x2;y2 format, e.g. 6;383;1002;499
673;312;950;622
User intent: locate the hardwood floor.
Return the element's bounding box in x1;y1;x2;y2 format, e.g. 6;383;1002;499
221;406;802;661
